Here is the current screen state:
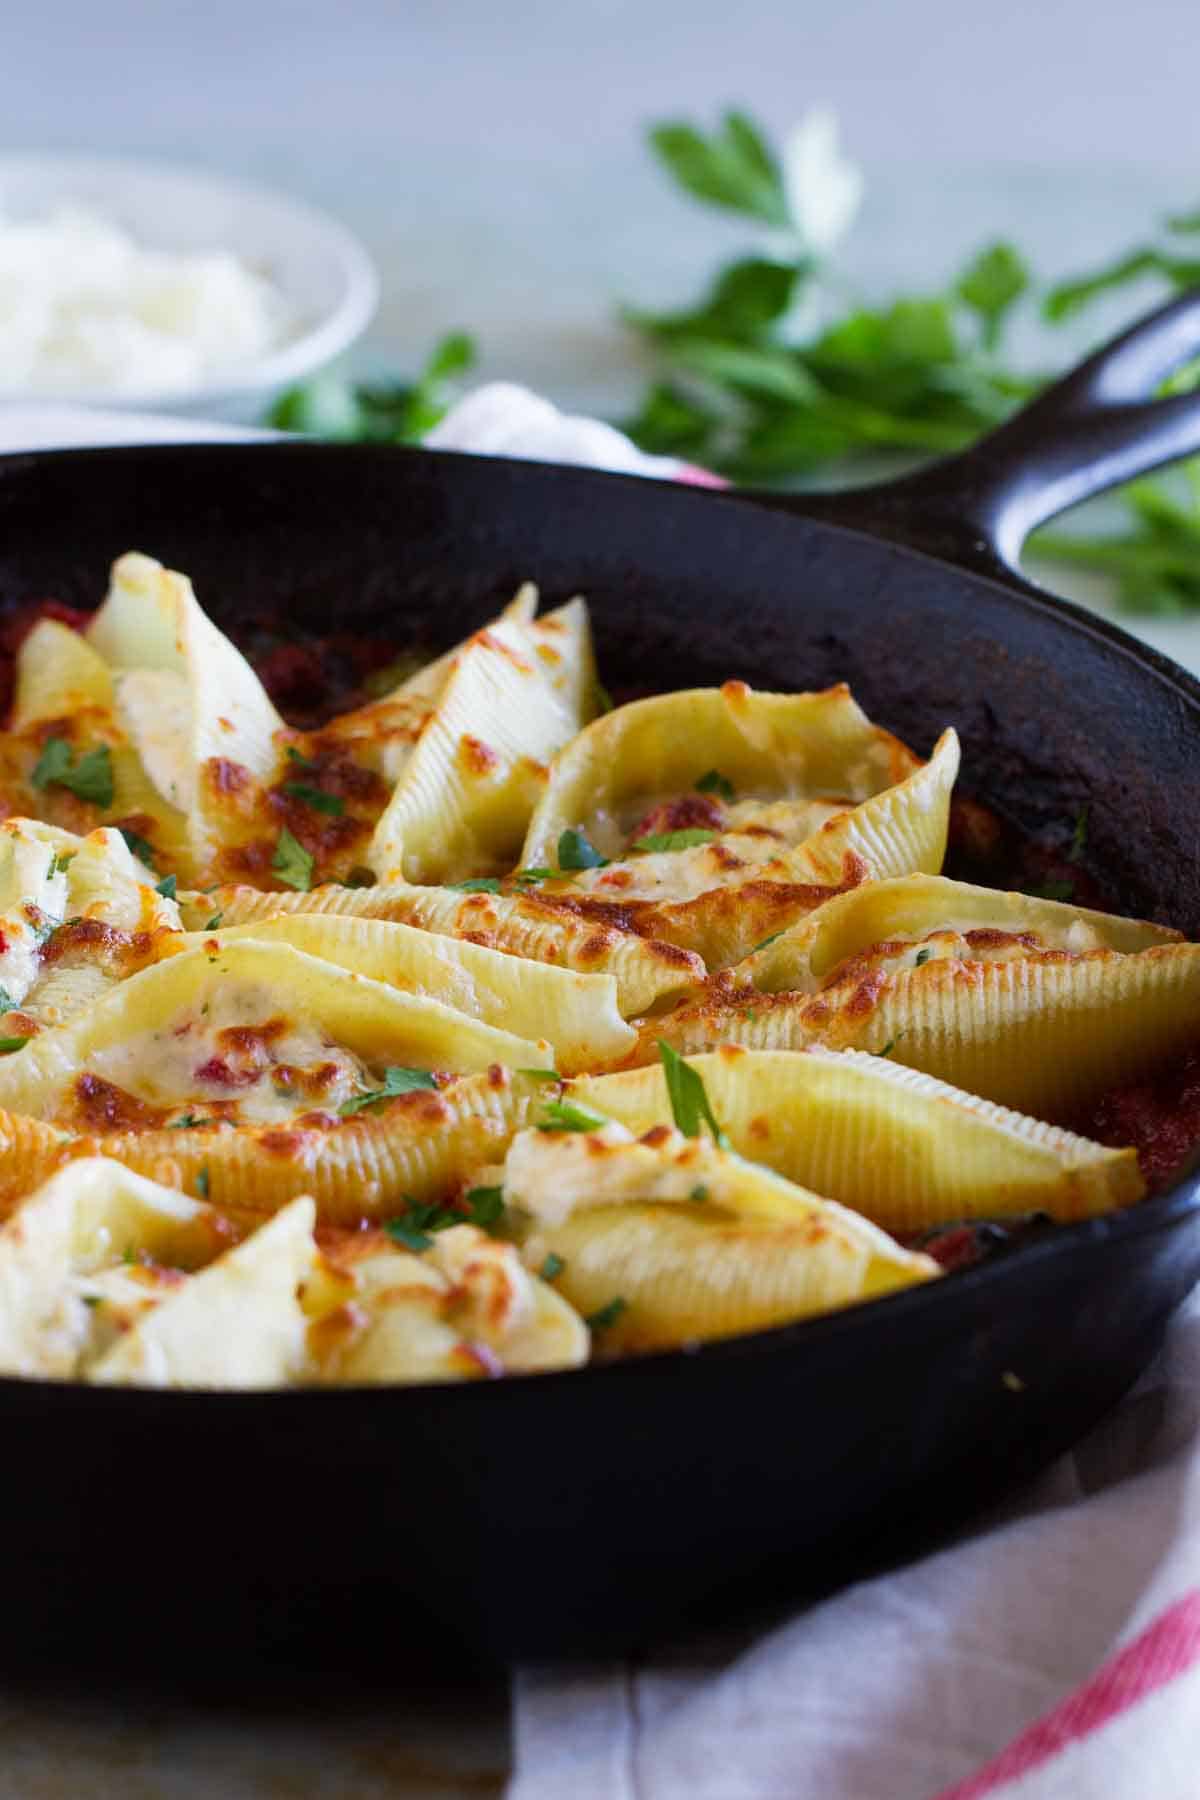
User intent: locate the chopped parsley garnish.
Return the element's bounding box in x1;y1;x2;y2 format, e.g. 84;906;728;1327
632;828;717;853
384;1198;464;1253
339;1066;438;1116
658;1040;730;1146
49;852;74;876
695;768;735;803
82;1294;102;1309
118;827;157;866
914;947;933;967
155;874;177;900
449;877;503;893
122;1246;138;1266
690;1183;710;1202
195;1166;210;1198
1028;879;1075;902
1069;805;1089;861
169;1113;212;1129
518;1067;562;1083
750;930;784;955
557;827;608;871
272;827;314;892
877;1030;908;1058
515;867;555;886
0;1037;29;1054
283;782;345;816
0;986;13;1016
31;738;114;810
744;1008;758;1023
285;745;317;771
538;1097;610;1133
585;1296;628;1332
204;911;224;931
464;1185;505;1229
539;1253;565;1281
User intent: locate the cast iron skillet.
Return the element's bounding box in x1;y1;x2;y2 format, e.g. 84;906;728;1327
2;295;1200;1671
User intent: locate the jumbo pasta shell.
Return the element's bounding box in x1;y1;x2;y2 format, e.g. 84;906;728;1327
308;1224;588;1383
504;1125;936;1354
174;913;634;1074
0;939;548;1127
90;1198;316;1389
366;601;596;884
648;946;1200;1119
742;873;1182;993
575;1047;1143;1230
82;1068;534;1225
520;681;921;866
184;880;703;1017
558;728;962;973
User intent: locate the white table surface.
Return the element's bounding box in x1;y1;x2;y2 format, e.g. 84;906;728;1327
2;5;1200;1795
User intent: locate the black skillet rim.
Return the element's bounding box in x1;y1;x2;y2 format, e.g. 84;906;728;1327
1;437;1198;1404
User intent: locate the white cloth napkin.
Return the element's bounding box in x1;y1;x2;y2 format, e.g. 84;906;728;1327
4;387;1198;1800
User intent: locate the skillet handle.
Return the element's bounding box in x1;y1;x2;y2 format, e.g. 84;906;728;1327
747;287;1200;580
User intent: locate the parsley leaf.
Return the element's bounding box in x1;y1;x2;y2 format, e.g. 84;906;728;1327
585;1296;628;1333
750;930;785;955
384;1196;464;1253
449;877;503;894
539;1253;565;1281
632;829;717;853
0;987;13;1016
464;1185;505;1229
877;1031;908;1058
155;874;177;900
955;241;1030;351
269;331;477;444
283;782;345;817
657;1041;730;1147
695;768;735;803
170;1113;213;1129
272;828;314;892
31;739;114;810
118;827;157;866
538;1097;610;1133
49;852;74;876
557;827;608;871
518;1067;562;1083
914;947;933;968
195;1166;210;1199
285;745;317;771
339;1066;438;1116
515;867;555;886
204;911;224;931
648;111;790;228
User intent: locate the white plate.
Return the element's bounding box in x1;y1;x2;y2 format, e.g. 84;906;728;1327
0;153;379;421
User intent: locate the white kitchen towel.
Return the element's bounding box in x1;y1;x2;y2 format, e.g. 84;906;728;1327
509;1289;1200;1799
6;388;1199;1800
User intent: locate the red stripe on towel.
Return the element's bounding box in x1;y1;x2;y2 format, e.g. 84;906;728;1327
934;1588;1200;1799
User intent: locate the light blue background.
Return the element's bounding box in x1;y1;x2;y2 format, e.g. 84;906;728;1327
4;0;1198;410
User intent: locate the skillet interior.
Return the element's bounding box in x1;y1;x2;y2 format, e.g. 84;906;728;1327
1;440;1199;1667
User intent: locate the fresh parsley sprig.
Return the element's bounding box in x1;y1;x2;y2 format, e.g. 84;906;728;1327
31;739;114;810
339;1066;438;1117
657;1041;730;1147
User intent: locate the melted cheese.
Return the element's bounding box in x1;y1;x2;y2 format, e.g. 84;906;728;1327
90;980;372;1125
